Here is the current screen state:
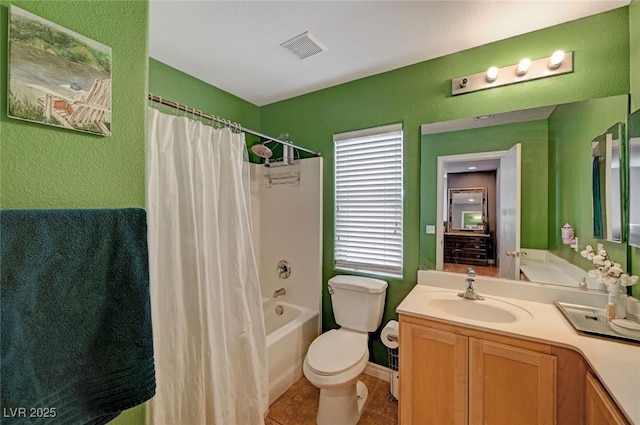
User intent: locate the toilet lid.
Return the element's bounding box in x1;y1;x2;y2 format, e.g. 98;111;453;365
307;330;368;376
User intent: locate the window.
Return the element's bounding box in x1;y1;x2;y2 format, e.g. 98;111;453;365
334;123;403;277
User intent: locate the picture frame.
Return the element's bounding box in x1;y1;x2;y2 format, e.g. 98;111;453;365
8;5;112;136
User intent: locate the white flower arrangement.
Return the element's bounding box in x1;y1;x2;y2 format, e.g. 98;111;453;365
580;245;639;288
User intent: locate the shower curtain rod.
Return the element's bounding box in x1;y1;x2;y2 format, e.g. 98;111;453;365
148;94;321;157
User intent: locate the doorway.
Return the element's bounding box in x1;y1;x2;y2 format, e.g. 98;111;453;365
444;170;499;277
435;145;522;280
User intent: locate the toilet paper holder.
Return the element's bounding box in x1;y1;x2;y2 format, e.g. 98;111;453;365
381;319;399;350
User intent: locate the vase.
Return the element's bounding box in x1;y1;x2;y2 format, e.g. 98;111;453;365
607;282;627;320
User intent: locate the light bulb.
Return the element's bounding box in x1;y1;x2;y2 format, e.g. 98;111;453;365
486;66;499;83
516;58;531;76
549;50;565;69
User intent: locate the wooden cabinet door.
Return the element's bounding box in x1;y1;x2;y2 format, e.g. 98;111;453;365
399;321;468;425
586;372;628;425
469;338;556;425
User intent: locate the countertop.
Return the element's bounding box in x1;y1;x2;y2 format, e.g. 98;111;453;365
397;271;640;424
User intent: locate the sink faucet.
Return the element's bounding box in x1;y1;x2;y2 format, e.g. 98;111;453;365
458;268;484;300
273;288;287;298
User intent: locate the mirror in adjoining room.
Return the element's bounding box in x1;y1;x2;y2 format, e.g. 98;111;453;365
630;110;640;248
448;187;488;232
419;94;629;292
591;122;625;243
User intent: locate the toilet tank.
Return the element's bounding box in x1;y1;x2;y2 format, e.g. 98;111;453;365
328;275;388;332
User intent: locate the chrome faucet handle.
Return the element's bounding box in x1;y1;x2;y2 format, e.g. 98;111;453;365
277;260;291;279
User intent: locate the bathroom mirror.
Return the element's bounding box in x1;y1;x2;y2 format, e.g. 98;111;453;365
629;110;640;248
591;122;624;243
448;188;487;232
419;94;629;292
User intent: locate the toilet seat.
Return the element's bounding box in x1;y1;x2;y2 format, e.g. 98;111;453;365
306;329;368;376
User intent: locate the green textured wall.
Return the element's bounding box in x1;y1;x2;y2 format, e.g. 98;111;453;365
0;1;148;210
260;7;629;366
148;58;260;139
0;1;149;423
547;96;629;273
420;120;549;269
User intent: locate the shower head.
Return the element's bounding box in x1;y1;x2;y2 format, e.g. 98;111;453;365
251;143;273;159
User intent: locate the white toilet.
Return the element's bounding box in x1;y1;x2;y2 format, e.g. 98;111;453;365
303;275;388;425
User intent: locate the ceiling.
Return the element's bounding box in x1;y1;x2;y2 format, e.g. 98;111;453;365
149;0;629;107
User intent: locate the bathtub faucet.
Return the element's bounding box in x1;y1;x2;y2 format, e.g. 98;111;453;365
273;288;287;298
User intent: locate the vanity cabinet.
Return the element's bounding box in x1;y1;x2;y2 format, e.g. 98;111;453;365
586;372;627;425
399;315;556;425
443;233;493;266
399;314;633;425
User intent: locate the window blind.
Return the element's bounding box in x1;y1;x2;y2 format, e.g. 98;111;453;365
334;123;403;276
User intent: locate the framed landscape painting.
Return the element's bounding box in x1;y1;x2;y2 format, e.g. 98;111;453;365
8;5;112;136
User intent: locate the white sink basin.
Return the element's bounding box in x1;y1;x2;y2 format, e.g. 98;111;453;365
422;292;533;324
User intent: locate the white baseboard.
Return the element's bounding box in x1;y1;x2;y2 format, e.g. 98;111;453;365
364;362;390;382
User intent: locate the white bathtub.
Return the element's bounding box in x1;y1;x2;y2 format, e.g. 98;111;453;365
519;249;600;290
263;298;318;405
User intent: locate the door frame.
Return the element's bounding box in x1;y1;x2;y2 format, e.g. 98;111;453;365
436;150;506;271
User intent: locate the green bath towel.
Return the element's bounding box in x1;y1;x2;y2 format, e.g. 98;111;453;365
1;208;155;424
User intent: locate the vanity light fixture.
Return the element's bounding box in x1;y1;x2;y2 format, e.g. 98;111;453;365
486;66;499;83
516;58;531;76
548;50;565;70
451;50;574;96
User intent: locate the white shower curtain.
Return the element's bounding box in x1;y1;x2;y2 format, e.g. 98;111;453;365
146;108;268;425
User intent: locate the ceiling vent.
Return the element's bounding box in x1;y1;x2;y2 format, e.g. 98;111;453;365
280;31;326;60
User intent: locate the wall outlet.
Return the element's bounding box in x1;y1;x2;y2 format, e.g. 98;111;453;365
426;225;436;234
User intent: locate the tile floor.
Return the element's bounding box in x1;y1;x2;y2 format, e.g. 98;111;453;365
266;374;398;425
